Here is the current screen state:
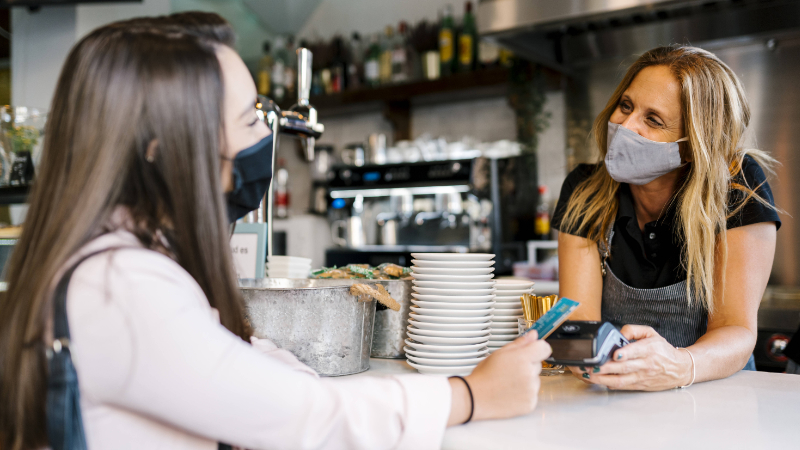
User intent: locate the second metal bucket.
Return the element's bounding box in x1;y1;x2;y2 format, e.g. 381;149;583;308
370;279;413;359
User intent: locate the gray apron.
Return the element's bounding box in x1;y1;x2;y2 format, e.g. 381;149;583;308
599;221;707;348
598;221;756;370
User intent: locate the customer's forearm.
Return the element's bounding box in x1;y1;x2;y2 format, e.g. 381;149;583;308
689;325;756;383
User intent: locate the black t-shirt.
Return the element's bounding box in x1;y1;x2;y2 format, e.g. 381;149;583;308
552;155;781;289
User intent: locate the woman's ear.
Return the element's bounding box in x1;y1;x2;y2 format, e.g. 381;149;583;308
146;139;159;163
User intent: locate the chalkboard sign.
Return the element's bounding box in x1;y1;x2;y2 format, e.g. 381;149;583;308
8;152;33;187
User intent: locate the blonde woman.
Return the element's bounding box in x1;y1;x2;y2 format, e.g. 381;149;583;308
552;45;780;391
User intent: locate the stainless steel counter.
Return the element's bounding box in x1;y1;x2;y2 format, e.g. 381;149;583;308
357;359;800;449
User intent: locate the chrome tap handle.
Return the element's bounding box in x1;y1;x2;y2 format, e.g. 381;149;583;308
297;48;312;107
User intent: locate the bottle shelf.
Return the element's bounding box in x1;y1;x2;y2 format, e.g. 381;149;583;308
308;66;510;109
278;67;511;141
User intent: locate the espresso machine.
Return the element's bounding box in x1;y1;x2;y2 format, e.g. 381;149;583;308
324;155;538;273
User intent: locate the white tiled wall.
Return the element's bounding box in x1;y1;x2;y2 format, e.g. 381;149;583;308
537;91;568;202
316;110;395;151
411;97;517;142
284;92;567;215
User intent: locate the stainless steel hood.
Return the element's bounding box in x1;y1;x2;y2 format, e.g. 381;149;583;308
478;0;800;69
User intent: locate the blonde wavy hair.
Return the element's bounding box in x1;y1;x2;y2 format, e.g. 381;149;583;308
560;45;776;313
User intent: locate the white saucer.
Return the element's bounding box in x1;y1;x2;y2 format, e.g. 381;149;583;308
411;273;495;282
410;307;495;317
488;341;511;348
410;300;496;310
489;334;516;341
409;313;493;324
404;338;488;352
409;320;491;331
406;360;477;375
492;309;523;316
412;267;495;276
412;287;496;296
490;329;519;335
493;288;533;296
407;325;491;338
494;302;523;309
412;260;495;268
489;322;519;329
407;332;490;345
411;253;494;261
403;345;489;359
412;280;496;289
495;279;535;289
406;354;487;367
494;295;524;302
490;315;521;322
411;293;496;302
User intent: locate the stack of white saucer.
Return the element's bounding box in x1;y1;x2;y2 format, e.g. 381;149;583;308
487;279;535;353
266;256;312;278
404;253;496;376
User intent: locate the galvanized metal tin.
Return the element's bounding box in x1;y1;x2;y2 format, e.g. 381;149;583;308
370;280;413;359
239;278;377;376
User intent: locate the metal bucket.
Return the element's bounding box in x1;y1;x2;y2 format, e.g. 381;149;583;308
239;278;377;376
370;279;413;359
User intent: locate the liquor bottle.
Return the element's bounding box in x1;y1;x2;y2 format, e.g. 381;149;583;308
311;70;324;96
275;158;290;218
535;185;551;240
379;26;394;84
330;36;348;93
364;34;381;87
439;4;455;76
392;21;410;83
478;39;500;68
257;41;272;97
284;35;297;100
459;2;477;72
499;48;514;67
348;31;364;89
271;36;287;102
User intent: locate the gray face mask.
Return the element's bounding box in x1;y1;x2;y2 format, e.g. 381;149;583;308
604;122;688;185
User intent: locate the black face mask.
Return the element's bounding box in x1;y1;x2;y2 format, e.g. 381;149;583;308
225;133;274;223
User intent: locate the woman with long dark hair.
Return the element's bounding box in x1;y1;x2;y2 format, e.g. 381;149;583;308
0;15;550;450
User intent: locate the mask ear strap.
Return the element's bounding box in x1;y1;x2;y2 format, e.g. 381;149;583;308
676;137;691;164
145;139;159;163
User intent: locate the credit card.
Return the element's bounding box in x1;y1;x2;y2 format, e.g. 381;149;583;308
522;298;580;340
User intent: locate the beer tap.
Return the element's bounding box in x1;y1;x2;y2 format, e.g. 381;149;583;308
259;48;325;257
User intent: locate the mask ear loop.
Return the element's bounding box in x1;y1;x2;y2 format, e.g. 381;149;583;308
676;137;691;164
145;139;159;163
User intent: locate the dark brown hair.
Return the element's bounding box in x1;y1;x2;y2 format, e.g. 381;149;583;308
112;11;236;47
0;20;248;449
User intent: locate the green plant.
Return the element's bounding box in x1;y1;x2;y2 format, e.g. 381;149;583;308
507;58;551;157
4;125;40;154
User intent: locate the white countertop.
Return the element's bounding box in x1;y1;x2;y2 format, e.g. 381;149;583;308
357;359;800;450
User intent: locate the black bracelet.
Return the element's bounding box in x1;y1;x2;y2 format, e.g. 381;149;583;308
450;376;474;424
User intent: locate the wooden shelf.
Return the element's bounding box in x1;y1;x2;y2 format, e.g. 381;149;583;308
308;67;510;109
280;67;510;141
